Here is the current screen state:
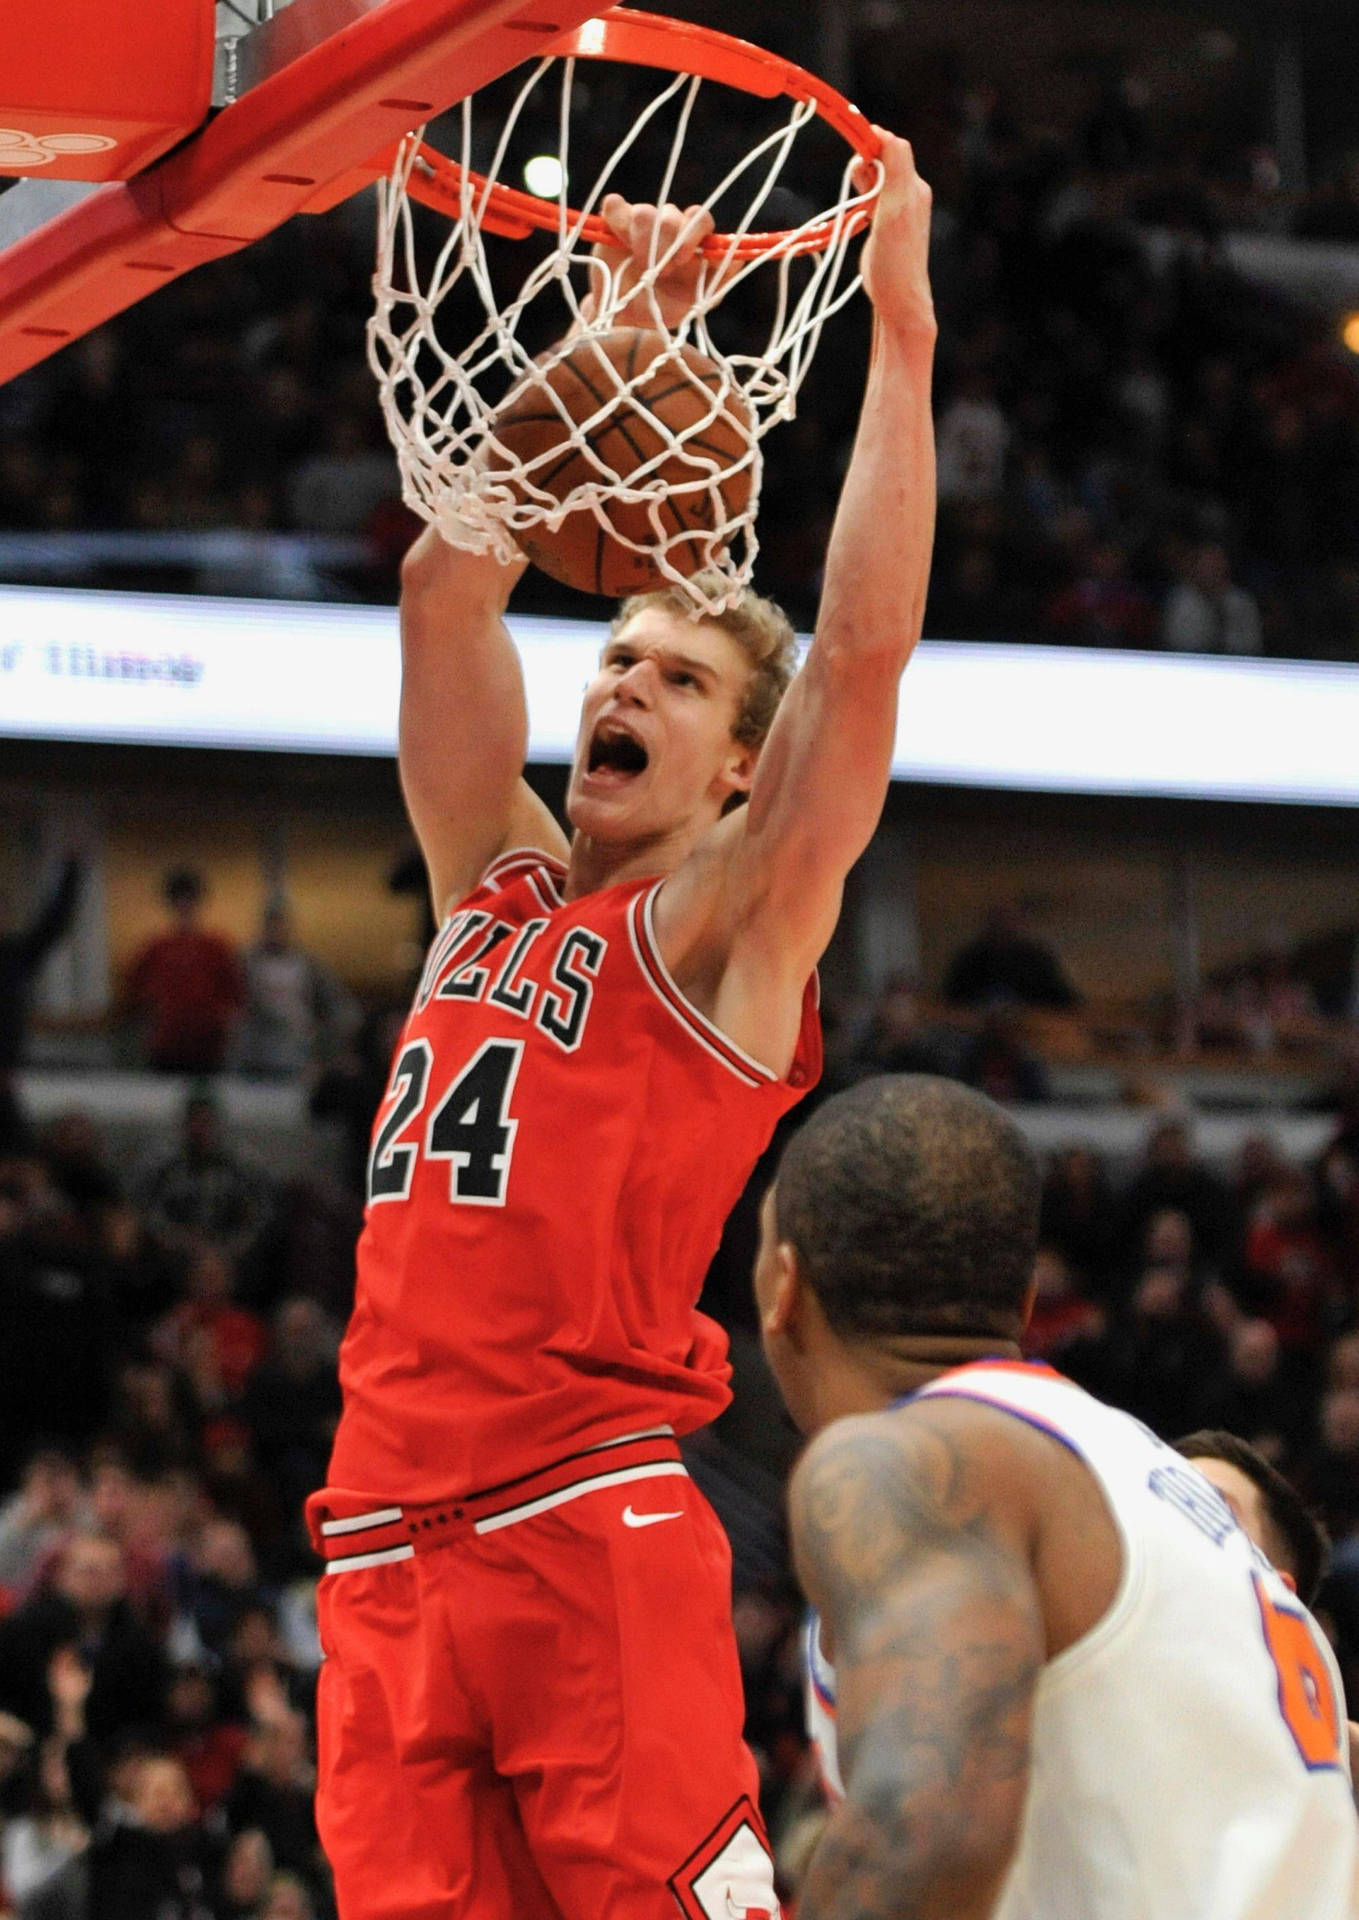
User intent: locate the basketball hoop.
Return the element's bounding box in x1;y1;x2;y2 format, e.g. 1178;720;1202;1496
368;9;883;613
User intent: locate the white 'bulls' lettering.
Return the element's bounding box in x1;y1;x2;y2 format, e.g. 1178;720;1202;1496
421;914;605;1052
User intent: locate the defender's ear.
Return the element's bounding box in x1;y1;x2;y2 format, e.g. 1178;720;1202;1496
1019;1275;1038;1337
760;1240;801;1341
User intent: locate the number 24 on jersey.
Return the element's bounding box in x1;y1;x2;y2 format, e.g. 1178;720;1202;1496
368;1038;522;1207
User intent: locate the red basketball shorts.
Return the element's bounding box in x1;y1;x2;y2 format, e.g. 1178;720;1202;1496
307;1430;778;1920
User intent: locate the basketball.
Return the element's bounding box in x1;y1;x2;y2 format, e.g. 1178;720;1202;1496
489;328;755;597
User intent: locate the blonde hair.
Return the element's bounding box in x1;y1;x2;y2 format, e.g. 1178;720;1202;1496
611;572;798;749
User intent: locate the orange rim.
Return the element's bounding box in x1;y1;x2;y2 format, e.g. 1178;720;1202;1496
404;6;882;259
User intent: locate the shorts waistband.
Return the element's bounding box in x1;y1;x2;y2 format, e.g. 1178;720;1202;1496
308;1426;686;1573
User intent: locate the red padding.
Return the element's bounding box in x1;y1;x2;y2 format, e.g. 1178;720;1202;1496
0;0;605;383
0;0;215;182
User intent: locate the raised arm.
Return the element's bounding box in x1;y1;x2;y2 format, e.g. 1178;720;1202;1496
397;534;567;918
724;135;937;985
788;1409;1042;1920
397;198;717;919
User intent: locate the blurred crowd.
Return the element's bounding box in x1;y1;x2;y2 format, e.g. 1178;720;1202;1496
918;124;1359;665
4;898;1359;1905
832;901;1359;1102
2;42;1359;652
0;1086;349;1917
5;11;1359;1905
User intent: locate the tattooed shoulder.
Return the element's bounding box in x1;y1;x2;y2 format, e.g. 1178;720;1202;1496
789;1406;1001;1635
790;1405;1045;1919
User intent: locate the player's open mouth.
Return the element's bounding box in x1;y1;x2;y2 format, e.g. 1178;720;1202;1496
586;724;649;782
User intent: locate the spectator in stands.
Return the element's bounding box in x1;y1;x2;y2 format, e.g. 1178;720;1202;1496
936;367;1009;503
224;1614;308;1729
1298;1386;1359;1545
174;1522;264;1665
1065;1256;1226;1438
138;1095;270;1278
1138;1207;1204;1295
1160;541;1263;654
0;1157;115;1484
198;1423;286;1572
957;1005;1050;1102
1231;941;1325;1054
154;1251;268;1410
0;1707;35;1824
82;1457;182;1623
922;539;1022;641
2;1729;88;1913
38;1115;129;1260
285;410;398;536
0;438;46;531
1240;1166;1344;1357
260;1871;314;1920
0;1452;85;1603
159;437;234;533
1039;1144;1119;1291
942;902;1080;1010
123;872;244;1077
0;1531;168;1752
103;1367;199;1482
0;859;81;1078
1231;1132;1288;1220
847;972;955;1079
1318;1133;1359;1292
225;1713;320;1892
1024;1246;1103;1361
219;1829;273;1920
234;904;354;1082
226;1712;322;1889
85;1751;224;1920
1118;1119;1231;1267
238;1302;340;1530
1202;1316;1312;1455
1042;536;1158;649
166;1661;247;1819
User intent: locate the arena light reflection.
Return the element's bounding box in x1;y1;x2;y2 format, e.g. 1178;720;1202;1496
3;583;1359;806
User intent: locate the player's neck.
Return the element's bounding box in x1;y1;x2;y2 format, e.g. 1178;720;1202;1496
877;1333;1025;1401
564;825;698;898
815;1334;1024;1425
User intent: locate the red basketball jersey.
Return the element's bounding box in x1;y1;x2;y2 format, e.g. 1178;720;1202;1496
328;849;821;1503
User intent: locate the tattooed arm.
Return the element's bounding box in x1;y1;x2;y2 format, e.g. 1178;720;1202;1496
788;1405;1045;1920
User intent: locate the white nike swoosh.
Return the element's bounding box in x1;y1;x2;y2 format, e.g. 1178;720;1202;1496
622;1505;683;1529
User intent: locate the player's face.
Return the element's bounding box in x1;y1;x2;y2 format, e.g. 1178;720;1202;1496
566;608;757;845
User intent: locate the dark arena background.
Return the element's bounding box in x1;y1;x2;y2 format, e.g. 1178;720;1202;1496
3;0;1359;1913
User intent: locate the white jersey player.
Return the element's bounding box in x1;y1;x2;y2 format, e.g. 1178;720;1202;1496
754;1074;1357;1920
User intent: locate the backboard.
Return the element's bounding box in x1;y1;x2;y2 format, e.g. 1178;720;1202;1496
0;0;610;385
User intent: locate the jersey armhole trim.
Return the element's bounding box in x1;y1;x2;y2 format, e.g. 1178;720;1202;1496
627;885;774;1088
915;1386;1147;1693
479;847;568;900
631;882;819;1090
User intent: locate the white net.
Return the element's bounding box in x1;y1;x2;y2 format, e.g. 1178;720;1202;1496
368;45;880;614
